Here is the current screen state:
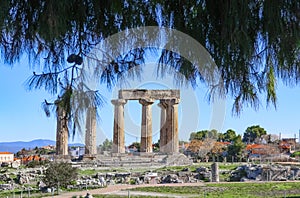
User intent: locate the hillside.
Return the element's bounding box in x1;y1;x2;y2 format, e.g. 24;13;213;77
0;139;84;153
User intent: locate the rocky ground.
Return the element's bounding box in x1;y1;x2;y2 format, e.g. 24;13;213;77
1;161;300;196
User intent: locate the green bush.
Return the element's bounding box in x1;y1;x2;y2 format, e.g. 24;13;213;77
43;162;78;188
26;160;49;168
291;151;300;157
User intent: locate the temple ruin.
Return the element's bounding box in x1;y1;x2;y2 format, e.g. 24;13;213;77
111;89;180;154
56;105;97;157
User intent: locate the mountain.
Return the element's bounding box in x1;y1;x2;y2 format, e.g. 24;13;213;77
0;139;84;153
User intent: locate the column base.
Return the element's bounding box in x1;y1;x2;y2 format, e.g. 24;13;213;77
139;152;155;157
82;154;96;161
111;153;128;157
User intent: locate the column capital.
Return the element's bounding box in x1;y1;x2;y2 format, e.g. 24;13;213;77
111;99;127;106
158;100;167;108
139;98;154;106
162;98;180;105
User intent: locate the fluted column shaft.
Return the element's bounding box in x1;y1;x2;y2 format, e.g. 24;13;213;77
158;101;167;153
139;99;154;152
165;99;180;154
111;99;127;153
85;107;97;155
56;106;69;156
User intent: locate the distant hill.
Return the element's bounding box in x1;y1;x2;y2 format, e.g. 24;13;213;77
0;139;84;153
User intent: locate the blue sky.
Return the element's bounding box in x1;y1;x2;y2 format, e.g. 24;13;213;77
1;57;300;146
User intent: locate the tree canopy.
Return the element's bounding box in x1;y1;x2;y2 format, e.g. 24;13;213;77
227;135;246;161
98;138;113;152
189;129;219;141
0;1;299;116
43;162;78;188
242;125;267;143
220;129;237;142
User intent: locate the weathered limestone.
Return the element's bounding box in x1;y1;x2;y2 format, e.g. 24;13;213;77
211;162;219;182
119;89;180;100
158;101;167;153
139;99;154;152
164;99;180;154
111;99;127;153
111;89;180;154
56;106;69;156
85;107;97;155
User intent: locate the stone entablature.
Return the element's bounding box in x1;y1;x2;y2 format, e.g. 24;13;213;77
112;89;180;154
119;89;180;100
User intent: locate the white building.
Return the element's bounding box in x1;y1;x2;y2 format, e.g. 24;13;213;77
0;152;14;163
69;147;85;159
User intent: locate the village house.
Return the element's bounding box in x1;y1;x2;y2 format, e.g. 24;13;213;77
69;147;85;159
0;152;14;163
41;145;55;150
280;138;297;152
20;155;46;165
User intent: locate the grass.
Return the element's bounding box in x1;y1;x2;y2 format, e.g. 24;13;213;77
93;196;164;198
0;189;50;198
154;162;239;173
78;169;99;176
128;182;300;197
78;168;129;176
78;162;240;177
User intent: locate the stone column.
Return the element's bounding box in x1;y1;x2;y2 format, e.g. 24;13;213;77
85;106;97;155
56;106;69;156
158;100;167;153
211;162;219;182
165;99;180;154
139;99;154;152
111;99;127;153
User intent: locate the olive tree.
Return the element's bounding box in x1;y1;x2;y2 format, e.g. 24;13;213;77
43;162;78;188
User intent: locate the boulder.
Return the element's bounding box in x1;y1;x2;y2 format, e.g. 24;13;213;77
161;174;179;183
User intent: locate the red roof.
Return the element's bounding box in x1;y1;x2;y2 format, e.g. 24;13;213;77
246;144;268;150
0;152;13;154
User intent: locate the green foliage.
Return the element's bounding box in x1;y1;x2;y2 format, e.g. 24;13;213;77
0;1;299;115
242;125;267;143
43;162;78;188
98;139;112;152
26;160;49;168
221;129;237;142
189;129;219;141
291;151;300;157
152;141;160;152
29;61;104;139
227;135;246;161
16;147;55;157
78;169;98;176
129;182;300;197
128;142;141;152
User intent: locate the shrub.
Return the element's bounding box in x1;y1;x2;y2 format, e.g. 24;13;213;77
291;151;300;157
43;162;78;188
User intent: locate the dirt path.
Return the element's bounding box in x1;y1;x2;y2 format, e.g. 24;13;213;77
53;182;205;198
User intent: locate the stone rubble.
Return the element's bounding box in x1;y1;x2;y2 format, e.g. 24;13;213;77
230;164;300;182
1;162;300;193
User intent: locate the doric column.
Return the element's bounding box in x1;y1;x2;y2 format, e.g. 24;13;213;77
56;106;69;156
111;99;127;153
139;99;154;152
158;100;167;153
85;106;97;155
165;99;180;154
